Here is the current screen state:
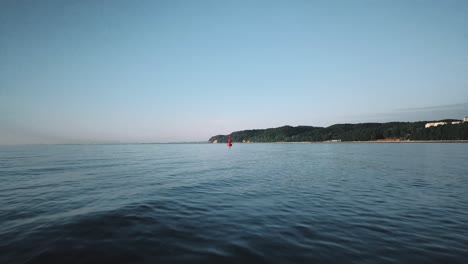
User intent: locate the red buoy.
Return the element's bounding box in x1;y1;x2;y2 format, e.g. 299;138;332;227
227;135;232;148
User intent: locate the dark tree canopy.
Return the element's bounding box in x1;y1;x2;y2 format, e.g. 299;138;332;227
209;121;468;143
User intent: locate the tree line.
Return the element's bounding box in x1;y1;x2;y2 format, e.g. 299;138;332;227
208;121;468;143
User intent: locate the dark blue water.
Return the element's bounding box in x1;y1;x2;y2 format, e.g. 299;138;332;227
1;143;468;263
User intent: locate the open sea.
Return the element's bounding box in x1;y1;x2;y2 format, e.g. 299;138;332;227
1;143;468;264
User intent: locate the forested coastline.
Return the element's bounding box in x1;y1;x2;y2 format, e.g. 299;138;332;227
209;120;468;143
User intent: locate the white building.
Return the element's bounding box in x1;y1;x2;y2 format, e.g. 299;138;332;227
425;122;447;128
425;117;468;128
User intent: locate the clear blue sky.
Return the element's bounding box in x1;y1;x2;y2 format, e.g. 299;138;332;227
1;0;467;144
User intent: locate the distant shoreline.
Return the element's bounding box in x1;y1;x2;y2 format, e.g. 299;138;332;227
209;122;468;143
223;140;468;144
2;140;468;147
351;140;468;143
340;140;468;143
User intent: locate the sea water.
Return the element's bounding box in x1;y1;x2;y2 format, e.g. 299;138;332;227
1;143;467;263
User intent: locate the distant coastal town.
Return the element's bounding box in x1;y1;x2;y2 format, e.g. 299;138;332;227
210;117;468;143
425;117;468;128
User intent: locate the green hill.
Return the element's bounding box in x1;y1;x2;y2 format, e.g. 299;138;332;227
209;120;468;143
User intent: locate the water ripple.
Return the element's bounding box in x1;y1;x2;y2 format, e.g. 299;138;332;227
1;144;468;263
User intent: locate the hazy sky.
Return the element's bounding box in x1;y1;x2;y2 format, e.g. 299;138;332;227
1;0;468;144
